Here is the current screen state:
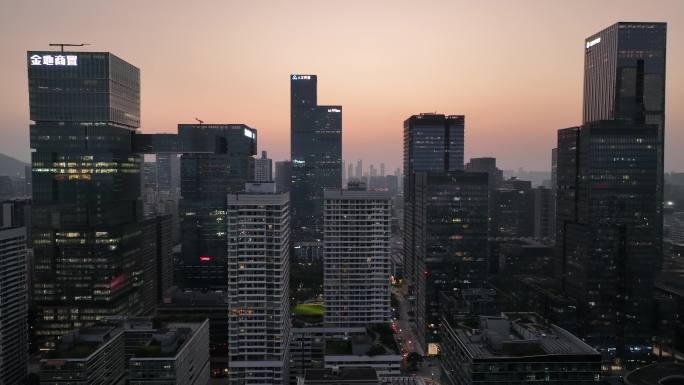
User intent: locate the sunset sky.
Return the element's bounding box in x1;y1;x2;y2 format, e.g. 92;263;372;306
1;0;683;172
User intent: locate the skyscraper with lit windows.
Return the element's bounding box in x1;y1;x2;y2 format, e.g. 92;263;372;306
290;74;342;241
555;22;666;367
226;183;290;385
403;113;465;349
178;123;256;289
28;50;146;345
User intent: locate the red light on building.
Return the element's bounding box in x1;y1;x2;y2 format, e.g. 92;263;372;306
110;274;125;289
199;255;212;262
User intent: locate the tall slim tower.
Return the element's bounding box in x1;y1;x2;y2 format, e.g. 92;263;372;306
323;188;391;327
555;22;666;368
290;75;342;241
403;113;465;349
583;22;666;243
226;183;290;385
28;51;146;344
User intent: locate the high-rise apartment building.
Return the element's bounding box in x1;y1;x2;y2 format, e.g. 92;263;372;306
323;188;391;327
226;183;290;385
290;75;342;241
0;222;28;384
403;113;465;349
178;123;256;289
28;51;147;344
255;150;273;182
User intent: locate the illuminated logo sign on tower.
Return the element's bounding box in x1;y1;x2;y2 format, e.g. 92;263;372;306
29;54;78;66
585;37;601;49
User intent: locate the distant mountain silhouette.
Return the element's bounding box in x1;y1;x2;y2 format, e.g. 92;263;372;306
0;153;28;178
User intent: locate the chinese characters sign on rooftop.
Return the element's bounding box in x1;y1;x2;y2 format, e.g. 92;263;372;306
29;54;78;66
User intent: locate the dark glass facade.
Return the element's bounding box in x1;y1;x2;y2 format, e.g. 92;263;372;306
583;23;666;134
552;22;667;367
275;160;292;193
492;178;534;238
403;114;464;178
402;113;466;349
556;121;659;364
413;171;489;340
178;124;256;289
583;22;666;256
290;75;342;241
28;51;145;344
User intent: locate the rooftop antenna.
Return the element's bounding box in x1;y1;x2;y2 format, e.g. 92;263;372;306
48;43;90;52
195;117;204;125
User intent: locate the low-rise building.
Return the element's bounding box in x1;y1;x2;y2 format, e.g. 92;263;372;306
128;320;210;385
290;327;367;384
324;328;402;378
157;287;230;377
440;313;601;384
39;326;126;385
38;317;210;385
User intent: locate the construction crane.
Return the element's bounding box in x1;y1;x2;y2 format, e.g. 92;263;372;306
49;43;90;52
195;117;204;125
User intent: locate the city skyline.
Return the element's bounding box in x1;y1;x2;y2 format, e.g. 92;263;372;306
3;1;684;381
1;1;684;172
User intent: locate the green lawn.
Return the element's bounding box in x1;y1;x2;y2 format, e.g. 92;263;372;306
292;303;324;316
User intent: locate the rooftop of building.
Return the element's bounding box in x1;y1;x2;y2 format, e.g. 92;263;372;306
43;316;207;361
44;326;122;359
655;269;684;298
304;367;379;384
324;188;392;200
624;363;684;385
454;312;598;360
159;286;229;307
325;325;399;356
132;326;193;358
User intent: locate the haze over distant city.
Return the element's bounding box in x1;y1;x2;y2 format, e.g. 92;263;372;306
0;0;683;171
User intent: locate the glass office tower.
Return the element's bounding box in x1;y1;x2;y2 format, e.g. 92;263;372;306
583;23;666;134
290;75;342;241
28;51;145;345
560;22;666;367
413;171;489;336
556;121;658;367
178;124;256;289
552;22;667;369
583;22;666;249
402;113;465;350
